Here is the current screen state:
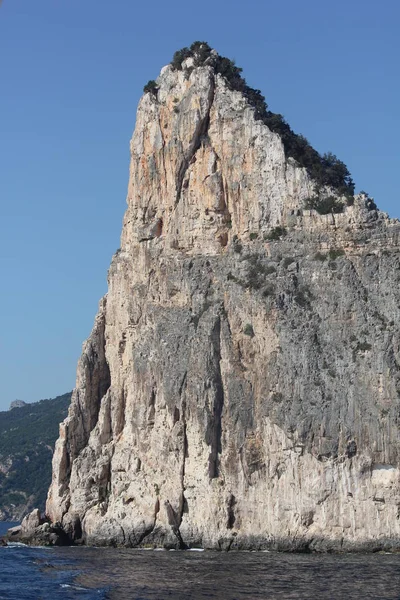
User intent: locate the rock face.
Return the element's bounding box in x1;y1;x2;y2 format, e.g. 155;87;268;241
47;49;400;551
9;400;27;410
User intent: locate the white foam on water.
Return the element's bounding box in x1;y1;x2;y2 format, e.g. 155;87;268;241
60;584;87;591
6;542;28;547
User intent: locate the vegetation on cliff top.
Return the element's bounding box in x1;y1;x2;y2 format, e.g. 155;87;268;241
143;79;159;96
168;42;356;207
0;392;71;519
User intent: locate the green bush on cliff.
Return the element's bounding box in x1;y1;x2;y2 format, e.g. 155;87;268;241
265;226;287;241
328;248;345;260
243;323;254;337
171;47;192;70
304;195;345;215
143;80;159;96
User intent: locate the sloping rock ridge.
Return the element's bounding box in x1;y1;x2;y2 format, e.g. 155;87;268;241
46;45;400;551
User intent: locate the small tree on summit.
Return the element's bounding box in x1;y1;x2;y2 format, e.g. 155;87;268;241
143;80;159;96
171;47;192;70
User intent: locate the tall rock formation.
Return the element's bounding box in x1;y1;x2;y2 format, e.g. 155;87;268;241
47;45;400;550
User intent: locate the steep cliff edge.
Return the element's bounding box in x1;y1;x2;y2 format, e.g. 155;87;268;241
46;45;400;551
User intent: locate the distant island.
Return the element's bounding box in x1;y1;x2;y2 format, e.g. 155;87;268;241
0;393;71;520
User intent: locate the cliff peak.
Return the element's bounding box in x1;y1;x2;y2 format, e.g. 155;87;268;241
147;42;356;205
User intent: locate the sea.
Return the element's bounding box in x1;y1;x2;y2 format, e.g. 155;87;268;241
1;522;400;600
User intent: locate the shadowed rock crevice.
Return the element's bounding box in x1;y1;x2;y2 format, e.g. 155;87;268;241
68;300;111;461
178;374;188;528
175;73;215;206
164;499;187;549
128;496;161;547
113;387;127;438
227;494;236;529
207;315;225;479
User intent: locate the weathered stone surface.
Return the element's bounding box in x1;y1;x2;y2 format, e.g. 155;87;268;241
1;510;71;546
46;55;400;550
21;508;43;533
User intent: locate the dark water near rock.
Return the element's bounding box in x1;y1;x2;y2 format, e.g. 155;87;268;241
1;523;400;599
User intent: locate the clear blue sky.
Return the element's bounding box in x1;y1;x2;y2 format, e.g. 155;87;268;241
0;0;399;410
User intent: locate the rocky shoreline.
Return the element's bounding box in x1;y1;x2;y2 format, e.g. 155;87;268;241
1;509;71;547
3;509;400;553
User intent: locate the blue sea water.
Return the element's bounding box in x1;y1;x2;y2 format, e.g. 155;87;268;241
1;522;400;599
0;522;107;599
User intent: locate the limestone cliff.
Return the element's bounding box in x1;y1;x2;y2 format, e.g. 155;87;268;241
47;45;400;551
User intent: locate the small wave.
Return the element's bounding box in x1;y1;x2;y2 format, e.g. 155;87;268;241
5;542;54;551
61;583;106;596
187;548;204;552
60;584;87;591
6;542;28;547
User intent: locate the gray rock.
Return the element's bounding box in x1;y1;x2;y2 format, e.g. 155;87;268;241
3;518;71;547
21;508;43;534
9;400;27;410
